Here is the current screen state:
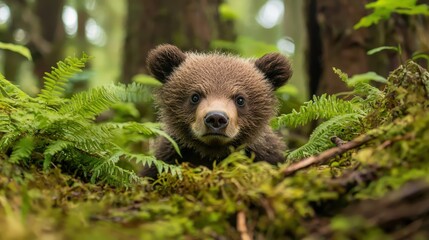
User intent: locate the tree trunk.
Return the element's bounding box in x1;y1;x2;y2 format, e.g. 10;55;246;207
306;0;372;96
305;0;429;96
32;0;66;80
122;0;235;83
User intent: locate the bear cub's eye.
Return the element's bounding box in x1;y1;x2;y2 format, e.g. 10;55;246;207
190;93;200;104
235;96;245;107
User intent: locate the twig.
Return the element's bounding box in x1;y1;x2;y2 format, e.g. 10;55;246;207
237;211;251;240
330;136;347;146
282;134;375;176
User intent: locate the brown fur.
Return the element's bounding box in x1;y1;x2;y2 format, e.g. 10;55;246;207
143;44;292;178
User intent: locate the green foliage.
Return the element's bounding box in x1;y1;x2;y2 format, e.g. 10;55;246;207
354;0;429;29
367;45;401;56
0;55;181;187
9;136;35;164
132;74;162;87
272;94;362;129
273;67;387;161
0;42;32;60
218;3;238;21
38;53;90;105
287;113;362;159
413;51;429;69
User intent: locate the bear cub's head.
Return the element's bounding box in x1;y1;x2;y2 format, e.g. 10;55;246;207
147;44;292;156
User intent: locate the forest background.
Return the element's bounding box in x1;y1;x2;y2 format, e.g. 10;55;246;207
1;0;429;239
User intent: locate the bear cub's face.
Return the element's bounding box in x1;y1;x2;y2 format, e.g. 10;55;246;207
147;44;292;151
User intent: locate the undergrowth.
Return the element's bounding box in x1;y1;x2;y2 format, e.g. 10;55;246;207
272;69;386;160
0;54;181;187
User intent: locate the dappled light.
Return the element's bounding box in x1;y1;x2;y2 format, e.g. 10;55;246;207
62;6;78;36
256;0;284;29
85;18;106;46
0;3;10;25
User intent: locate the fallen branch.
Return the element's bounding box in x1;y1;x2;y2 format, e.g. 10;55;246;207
237;211;252;240
282;134;375;176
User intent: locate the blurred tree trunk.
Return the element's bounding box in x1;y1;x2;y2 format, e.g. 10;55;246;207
2;0;65;84
122;0;235;83
306;0;372;96
305;0;429;96
1;0;27;82
32;0;66;80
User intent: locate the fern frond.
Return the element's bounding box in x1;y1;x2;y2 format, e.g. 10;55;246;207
0;131;21;152
43;140;73;170
272;94;362;129
47;120;109;153
117;82;154;102
0;73;29;100
9;135;35;163
38;54;89;104
106;122;181;156
89;152;142;186
58;86;121;119
353;82;385;105
106;121;158;135
287;113;363;161
333;68;387;87
121;151;182;177
0;114;11;133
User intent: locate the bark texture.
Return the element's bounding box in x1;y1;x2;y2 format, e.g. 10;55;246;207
306;0;429;96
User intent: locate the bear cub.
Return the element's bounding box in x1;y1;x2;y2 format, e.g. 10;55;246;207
145;44;292;177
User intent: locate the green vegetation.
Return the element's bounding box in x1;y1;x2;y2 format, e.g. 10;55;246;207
354;0;429;29
272;68;386;160
0;53;180;187
1;50;429;238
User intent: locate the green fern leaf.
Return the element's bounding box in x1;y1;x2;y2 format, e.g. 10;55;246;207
58;86;121;119
117;82;154;102
0;42;32;60
43;140;73;170
0;73;29;100
272;94;361;129
120;151;182;177
38;54;90;104
9;135;35;163
89;152;142;186
128;122;181;157
353;82;385;105
107;122;182;157
287;113;363;161
0;131;21;152
0;114;11;133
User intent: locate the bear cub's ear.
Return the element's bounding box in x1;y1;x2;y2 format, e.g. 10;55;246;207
255;53;292;89
146;44;186;83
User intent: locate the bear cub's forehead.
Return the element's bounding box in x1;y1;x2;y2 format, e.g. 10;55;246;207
168;53;270;89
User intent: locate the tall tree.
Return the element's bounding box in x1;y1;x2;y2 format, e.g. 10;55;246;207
122;0;235;83
32;0;66;79
305;0;429;96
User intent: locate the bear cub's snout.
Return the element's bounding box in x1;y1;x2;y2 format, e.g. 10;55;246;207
204;111;229;131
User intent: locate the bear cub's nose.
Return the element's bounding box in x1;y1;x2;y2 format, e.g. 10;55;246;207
204;111;229;130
